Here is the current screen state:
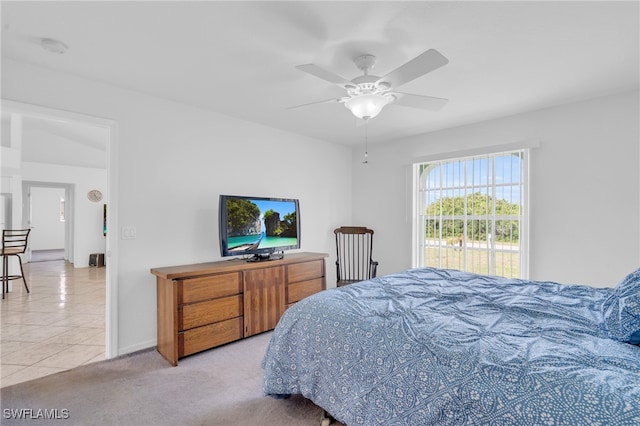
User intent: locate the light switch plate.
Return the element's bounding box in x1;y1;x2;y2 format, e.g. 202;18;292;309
121;226;136;240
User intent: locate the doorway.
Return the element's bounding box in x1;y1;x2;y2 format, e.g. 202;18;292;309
1;99;118;361
24;184;72;263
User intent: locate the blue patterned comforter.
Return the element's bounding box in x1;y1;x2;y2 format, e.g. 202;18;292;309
262;268;640;425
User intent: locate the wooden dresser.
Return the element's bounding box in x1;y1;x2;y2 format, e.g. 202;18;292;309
151;252;327;366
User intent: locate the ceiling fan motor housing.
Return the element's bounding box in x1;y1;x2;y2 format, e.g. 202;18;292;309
354;54;377;72
348;75;390;97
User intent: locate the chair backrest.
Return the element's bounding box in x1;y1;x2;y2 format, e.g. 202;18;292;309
2;229;31;254
334;226;376;282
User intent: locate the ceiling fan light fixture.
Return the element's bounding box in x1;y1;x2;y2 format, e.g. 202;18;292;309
344;93;391;120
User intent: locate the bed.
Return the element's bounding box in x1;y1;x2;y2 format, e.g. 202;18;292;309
262;267;640;425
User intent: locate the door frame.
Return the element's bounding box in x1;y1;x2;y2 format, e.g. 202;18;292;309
2;98;119;359
22;182;74;263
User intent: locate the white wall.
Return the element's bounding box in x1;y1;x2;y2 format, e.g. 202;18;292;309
2;59;353;355
1;114;23;234
353;90;639;288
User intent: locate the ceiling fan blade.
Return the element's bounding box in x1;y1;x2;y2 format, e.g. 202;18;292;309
391;92;449;111
296;64;353;87
377;49;449;88
287;97;344;110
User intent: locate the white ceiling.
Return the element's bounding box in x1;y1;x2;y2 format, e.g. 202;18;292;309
2;1;639;147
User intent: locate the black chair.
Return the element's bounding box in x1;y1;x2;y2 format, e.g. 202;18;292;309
1;229;31;299
334;226;378;287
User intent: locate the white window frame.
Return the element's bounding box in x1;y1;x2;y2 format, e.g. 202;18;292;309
412;149;529;279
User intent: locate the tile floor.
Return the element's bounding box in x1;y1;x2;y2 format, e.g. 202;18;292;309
0;258;106;388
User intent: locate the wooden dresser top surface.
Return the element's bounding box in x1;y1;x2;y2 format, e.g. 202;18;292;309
151;252;328;280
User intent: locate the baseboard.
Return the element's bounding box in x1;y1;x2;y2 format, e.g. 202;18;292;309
117;339;157;358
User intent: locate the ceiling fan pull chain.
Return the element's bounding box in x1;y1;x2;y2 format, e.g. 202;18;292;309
363;120;369;164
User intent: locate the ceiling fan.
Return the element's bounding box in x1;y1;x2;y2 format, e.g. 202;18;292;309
290;49;449;120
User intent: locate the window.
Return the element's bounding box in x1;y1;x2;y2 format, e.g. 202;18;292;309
413;149;528;278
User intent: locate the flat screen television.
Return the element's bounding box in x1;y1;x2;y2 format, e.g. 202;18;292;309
219;194;300;262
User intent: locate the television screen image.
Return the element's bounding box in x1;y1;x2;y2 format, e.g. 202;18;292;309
219;195;300;261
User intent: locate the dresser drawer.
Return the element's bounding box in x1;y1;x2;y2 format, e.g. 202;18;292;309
287;260;323;283
179;272;241;304
180;295;243;331
287;278;324;304
179;317;243;357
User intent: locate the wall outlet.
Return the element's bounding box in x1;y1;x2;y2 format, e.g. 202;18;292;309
121;226;136;240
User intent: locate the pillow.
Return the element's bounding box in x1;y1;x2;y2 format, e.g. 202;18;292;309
602;268;640;344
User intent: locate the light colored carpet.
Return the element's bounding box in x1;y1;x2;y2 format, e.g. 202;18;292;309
1;331;342;426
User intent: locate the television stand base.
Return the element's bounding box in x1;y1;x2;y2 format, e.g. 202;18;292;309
246;252;284;262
